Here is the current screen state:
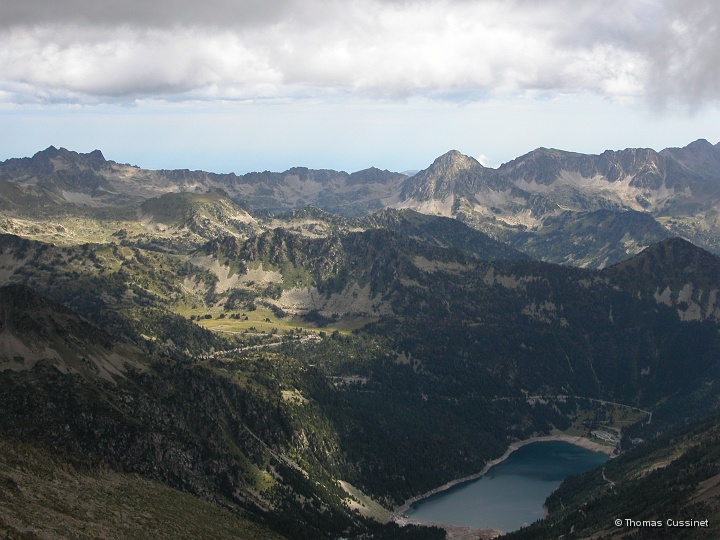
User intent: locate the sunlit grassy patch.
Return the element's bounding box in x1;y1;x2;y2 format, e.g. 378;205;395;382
184;305;372;335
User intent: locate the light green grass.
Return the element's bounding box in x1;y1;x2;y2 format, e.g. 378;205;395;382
180;306;372;336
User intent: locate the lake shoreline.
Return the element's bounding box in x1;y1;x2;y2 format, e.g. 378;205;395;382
392;434;615;534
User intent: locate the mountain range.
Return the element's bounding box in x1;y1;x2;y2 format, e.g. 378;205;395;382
3;139;720;267
2;141;720;538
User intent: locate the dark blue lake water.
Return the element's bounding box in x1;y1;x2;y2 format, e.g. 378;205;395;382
405;441;610;533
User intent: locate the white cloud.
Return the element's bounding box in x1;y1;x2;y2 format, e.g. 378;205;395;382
0;0;717;107
476;153;495;168
1;26;283;102
645;0;720;108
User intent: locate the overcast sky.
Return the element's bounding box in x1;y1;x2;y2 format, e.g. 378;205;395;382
2;0;720;173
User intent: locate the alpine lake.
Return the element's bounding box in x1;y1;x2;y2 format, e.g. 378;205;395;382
404;441;611;533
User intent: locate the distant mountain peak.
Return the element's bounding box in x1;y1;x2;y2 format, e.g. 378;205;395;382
685;138;713;150
32;146;106;164
398;150;487;202
33;146;63;160
680;138;720;161
428;150;482;174
347;166;406;185
87;149;106;161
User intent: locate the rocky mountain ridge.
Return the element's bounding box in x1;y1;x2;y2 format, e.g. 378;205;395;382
3;139;720;268
0;146;408;215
